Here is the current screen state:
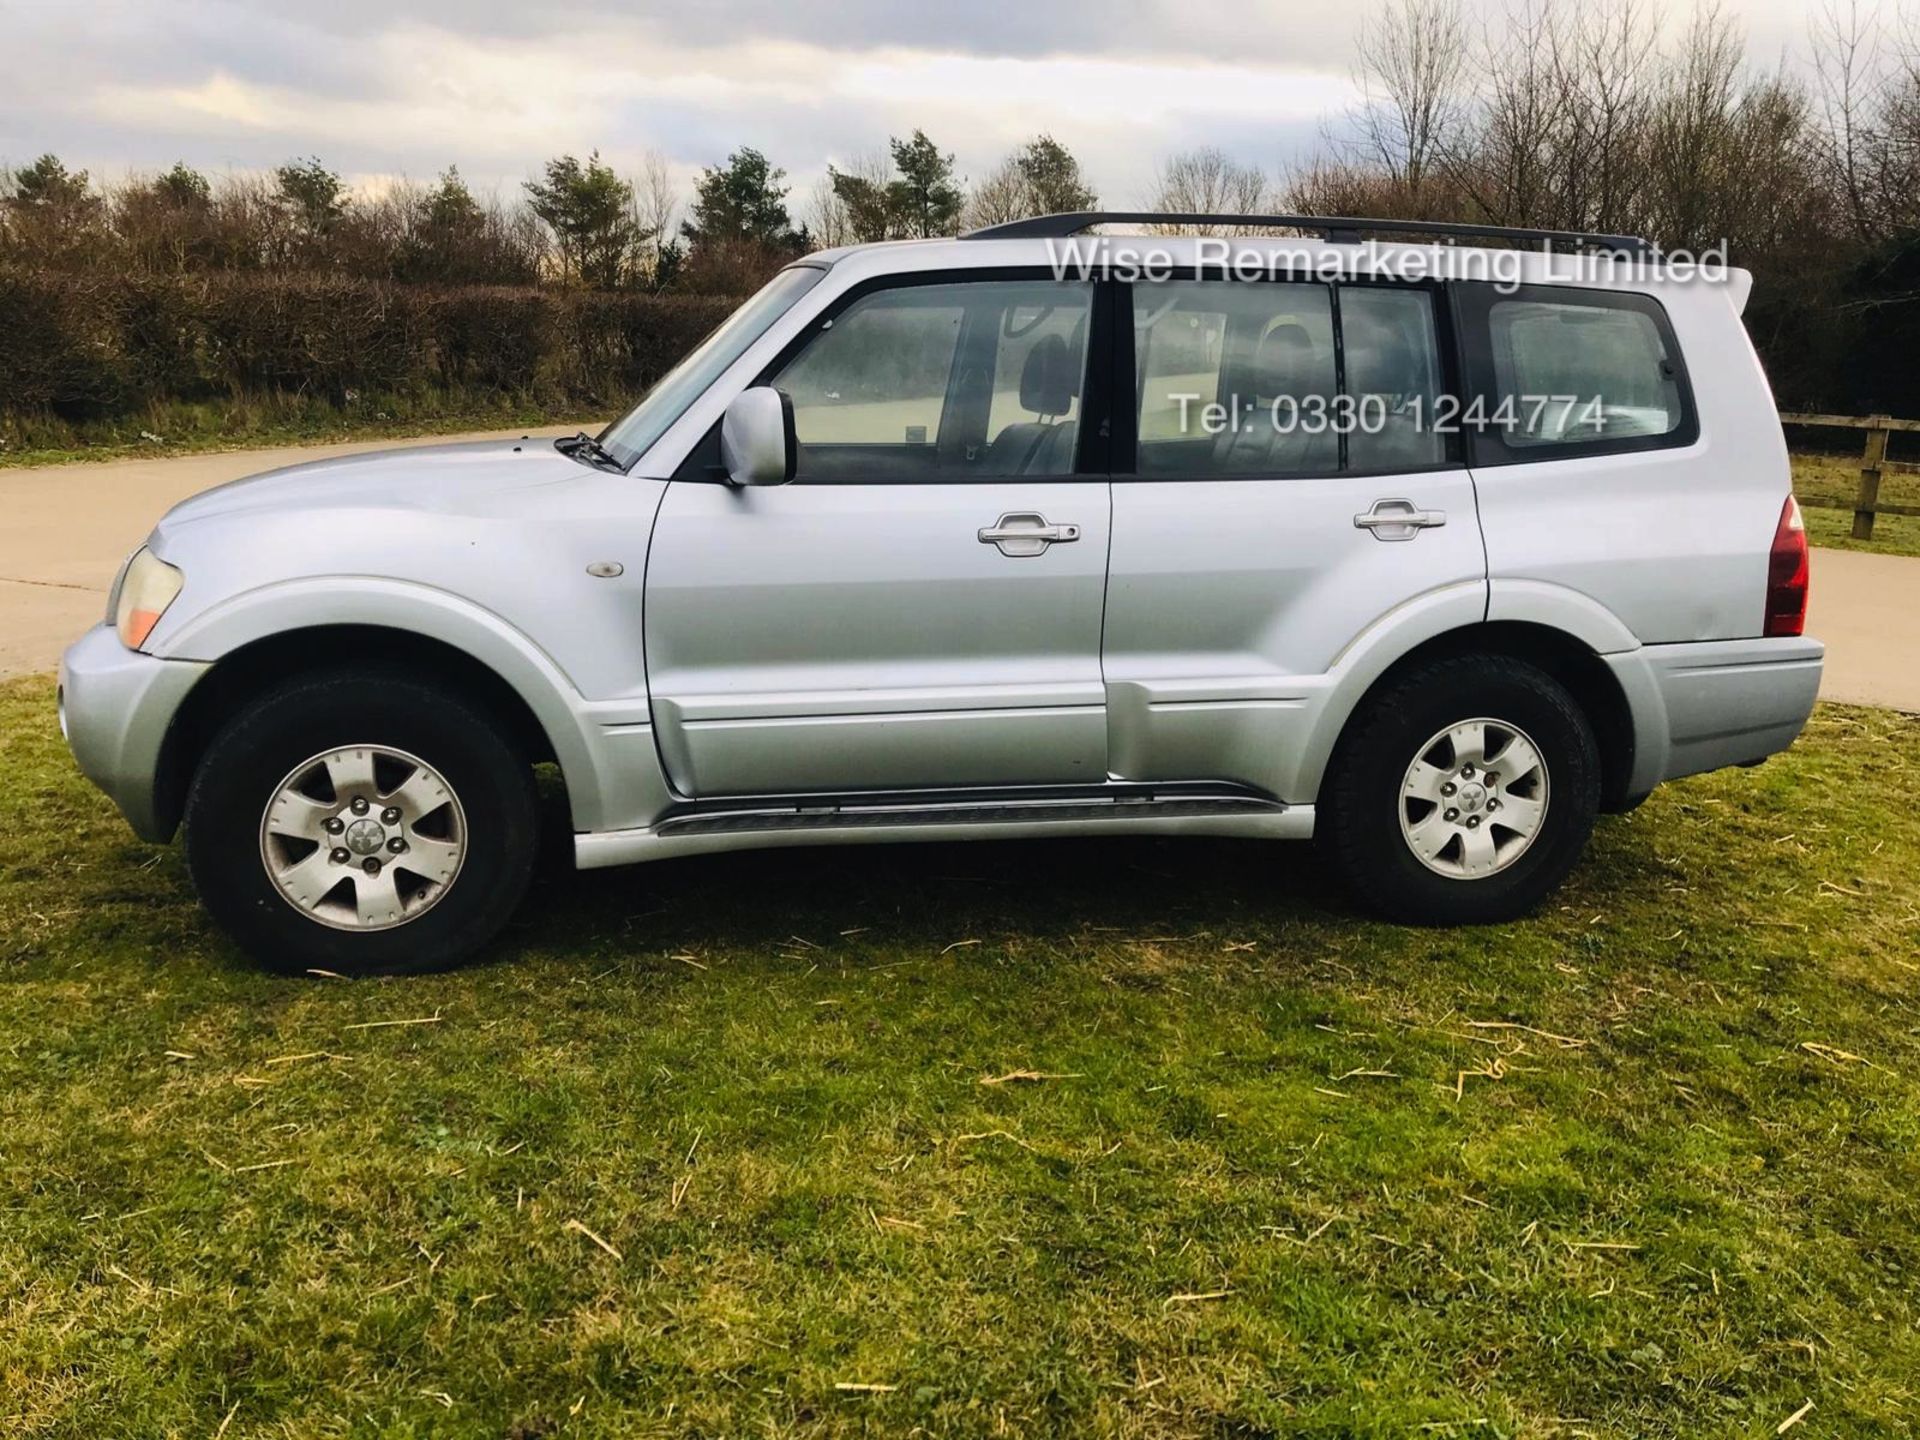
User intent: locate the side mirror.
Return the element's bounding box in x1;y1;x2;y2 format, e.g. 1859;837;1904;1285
720;386;796;486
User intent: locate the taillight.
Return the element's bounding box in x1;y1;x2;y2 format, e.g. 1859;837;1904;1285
1764;495;1809;637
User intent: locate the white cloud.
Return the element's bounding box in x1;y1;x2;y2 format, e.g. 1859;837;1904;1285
0;0;1847;212
66;15;1356;203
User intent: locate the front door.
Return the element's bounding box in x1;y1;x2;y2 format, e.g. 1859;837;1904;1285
1101;275;1486;798
645;274;1112;798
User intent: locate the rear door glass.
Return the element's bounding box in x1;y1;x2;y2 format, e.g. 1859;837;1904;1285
1131;279;1449;476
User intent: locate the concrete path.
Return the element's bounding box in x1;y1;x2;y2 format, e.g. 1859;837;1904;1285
0;427;581;679
1803;547;1920;712
1;437;1916;713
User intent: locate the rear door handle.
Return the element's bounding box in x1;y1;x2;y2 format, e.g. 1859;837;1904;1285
979;511;1081;557
1354;498;1447;541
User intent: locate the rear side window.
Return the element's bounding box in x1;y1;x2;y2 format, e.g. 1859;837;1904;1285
1135;279;1339;476
1460;284;1695;462
1130;278;1451;478
1342;286;1448;471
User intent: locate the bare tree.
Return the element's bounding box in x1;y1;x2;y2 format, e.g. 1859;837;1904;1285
1882;23;1920;236
1143;147;1270;231
1642;7;1748;244
1811;2;1884;239
1451;1;1561;225
1279;155;1451;219
963;155;1028;230
1351;0;1471;200
1809;0;1920;241
802;173;850;249
634;149;680;271
1558;1;1657;233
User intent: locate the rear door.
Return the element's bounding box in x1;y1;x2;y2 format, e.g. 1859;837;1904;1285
1101;275;1486;797
644;273;1114;798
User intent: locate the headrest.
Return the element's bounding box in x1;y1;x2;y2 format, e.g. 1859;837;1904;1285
1254;323;1319;401
1020;334;1078;416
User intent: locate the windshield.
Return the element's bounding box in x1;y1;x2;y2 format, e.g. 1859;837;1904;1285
599;265;826;469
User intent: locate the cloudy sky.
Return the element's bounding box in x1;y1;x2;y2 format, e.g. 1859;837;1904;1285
1;0;1826;216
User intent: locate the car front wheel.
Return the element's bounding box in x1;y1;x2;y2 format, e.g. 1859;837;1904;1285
183;668;539;974
1318;654;1601;925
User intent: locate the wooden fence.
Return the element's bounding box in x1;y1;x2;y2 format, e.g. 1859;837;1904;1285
1780;412;1920;541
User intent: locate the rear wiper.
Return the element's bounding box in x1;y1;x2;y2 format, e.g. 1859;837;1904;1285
555;431;625;472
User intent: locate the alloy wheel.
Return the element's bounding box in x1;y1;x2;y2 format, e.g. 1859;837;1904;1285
1397;718;1550;880
257;746;467;931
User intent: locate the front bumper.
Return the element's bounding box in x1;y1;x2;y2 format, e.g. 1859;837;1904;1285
58;625;210;842
1606;635;1825;799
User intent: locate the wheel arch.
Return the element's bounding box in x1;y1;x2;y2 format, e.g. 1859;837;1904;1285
153;625;569;842
1312;621;1641;814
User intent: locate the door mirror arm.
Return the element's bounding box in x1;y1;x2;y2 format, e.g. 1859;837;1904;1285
720;386;797;486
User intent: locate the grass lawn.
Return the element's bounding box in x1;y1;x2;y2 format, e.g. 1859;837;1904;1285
3;674;1917;1438
1792;452;1920;558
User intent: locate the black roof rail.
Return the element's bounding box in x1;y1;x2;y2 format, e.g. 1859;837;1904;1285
962;211;1656;258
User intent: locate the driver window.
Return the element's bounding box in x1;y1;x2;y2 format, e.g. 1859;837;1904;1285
774;279;1094;481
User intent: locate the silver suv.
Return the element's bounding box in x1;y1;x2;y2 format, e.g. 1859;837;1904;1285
58;212;1823;973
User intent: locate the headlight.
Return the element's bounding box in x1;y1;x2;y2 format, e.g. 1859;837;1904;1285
114;547;185;651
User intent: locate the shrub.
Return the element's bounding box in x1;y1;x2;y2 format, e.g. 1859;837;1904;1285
0;268;741;423
0;270;130;416
427;287;555;394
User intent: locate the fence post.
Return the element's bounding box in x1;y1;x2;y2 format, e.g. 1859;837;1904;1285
1854;417;1890;541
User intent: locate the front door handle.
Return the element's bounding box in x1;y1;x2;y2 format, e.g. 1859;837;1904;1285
1354;498;1447;541
979;511;1081;557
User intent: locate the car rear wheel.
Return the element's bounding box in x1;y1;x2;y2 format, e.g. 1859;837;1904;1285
184;669;539;974
1318;654;1600;925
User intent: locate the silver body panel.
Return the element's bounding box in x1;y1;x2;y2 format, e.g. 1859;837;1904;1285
57;233;1823;863
1605;635;1825;798
645;479;1109;795
58;625;210;840
1474;281;1787;645
1102;472;1487;798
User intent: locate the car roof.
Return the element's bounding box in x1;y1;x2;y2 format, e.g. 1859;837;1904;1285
798;232;1741;299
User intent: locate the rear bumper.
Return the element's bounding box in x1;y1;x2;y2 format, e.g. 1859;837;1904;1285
58;624;209;842
1607;635;1824;797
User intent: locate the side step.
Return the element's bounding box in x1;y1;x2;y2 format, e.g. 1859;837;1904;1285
575;790;1316;870
654;793;1280;838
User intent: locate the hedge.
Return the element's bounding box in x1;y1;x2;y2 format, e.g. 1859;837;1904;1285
0;269;741;419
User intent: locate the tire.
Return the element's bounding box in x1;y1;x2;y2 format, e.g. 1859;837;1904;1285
1318;654;1600;925
183;668;539;975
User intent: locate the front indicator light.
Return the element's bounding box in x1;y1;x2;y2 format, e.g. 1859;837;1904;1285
114;548;185;651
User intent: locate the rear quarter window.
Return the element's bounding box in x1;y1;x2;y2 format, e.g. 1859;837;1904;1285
1459;283;1696;464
